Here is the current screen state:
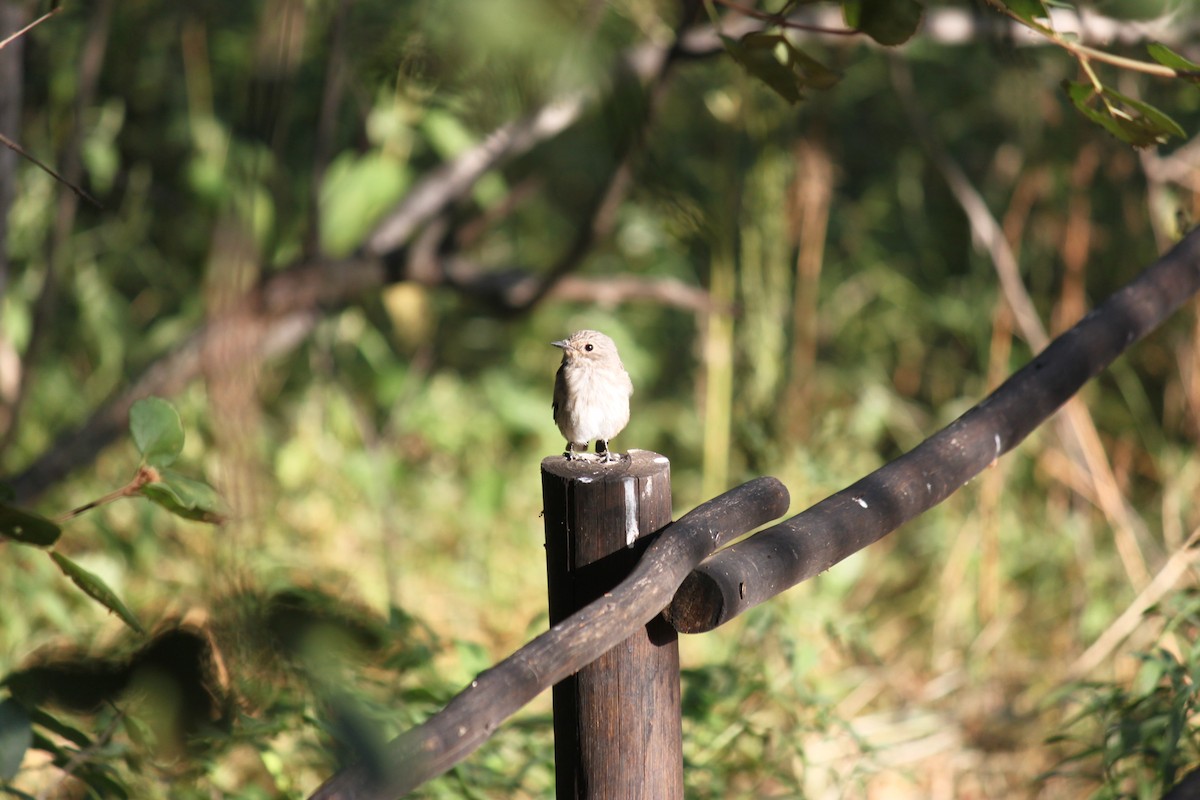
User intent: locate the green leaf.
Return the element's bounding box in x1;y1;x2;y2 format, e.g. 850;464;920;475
139;469;223;523
1064;80;1186;147
28;708;92;749
1106;87;1187;138
721;32;841;105
129;397;184;468
1001;0;1048;24
49;552;145;634
723;33;804;104
0;504;61;547
844;0;923;46
1147;42;1200;74
0;697;32;782
793;50;842;90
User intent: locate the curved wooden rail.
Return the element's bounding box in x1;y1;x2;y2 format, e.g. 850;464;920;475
665;227;1200;633
308;475;789;799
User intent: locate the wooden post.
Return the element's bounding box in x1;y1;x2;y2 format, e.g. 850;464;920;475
541;450;682;800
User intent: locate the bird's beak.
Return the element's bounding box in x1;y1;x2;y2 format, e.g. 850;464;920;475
551;340;567;349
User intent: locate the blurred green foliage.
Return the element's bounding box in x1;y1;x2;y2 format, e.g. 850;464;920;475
1;0;1199;797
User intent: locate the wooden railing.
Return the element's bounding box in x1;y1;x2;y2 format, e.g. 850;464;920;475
310;228;1200;799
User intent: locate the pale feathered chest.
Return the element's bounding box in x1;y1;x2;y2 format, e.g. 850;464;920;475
553;360;633;444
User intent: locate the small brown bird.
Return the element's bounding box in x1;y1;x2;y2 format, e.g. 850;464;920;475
552;330;633;462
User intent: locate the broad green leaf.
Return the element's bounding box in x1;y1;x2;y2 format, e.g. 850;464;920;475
1105;86;1187;138
844;0;923;46
129;397;184;468
30;737;131;800
1001;0;1048;23
1147;43;1200;75
1064;80;1185;147
320;150;410;257
722;34;804;104
139;469;223;523
0;697;32;782
49;552;145;634
721;32;841;105
0;504;61;547
28;708;92;748
792;48;842;90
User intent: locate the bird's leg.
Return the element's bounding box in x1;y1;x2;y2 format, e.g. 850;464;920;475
596;440;619;463
564;442;585;460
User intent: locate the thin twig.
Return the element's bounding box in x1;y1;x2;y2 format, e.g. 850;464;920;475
53;466;159;524
508;11;686;310
0;131;101;208
1069;527;1200;679
709;0;859;36
0;5;60;51
987;1;1196;81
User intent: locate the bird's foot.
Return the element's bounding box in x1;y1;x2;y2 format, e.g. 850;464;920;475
564;445;599;462
596;442;623;464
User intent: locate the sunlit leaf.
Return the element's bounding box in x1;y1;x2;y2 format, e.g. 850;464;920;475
1105;86;1187;138
139;469;224;523
49;552;145;634
721;32;841;104
1147;42;1200;77
0;697;32;782
1001;0;1048;23
0;504;61;547
722;33;804;104
792;48;842;90
28;708;92;749
129;397;184;468
320;150;410;257
843;0;923;46
1064;80;1186;147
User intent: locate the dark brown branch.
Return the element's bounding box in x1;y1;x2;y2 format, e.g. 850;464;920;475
368;13;684;311
1165;764;1200;800
363;10;716;260
307;474;788;800
365;95;589;257
443;254;727;313
3;255;712;503
2;255;371;504
507;37;677;310
664;227;1200;633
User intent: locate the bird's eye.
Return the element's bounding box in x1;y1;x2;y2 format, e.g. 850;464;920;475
584;343;594;352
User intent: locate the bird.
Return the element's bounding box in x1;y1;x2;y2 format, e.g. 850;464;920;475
551;330;633;463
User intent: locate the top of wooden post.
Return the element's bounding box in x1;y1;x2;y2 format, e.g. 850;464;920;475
540;449;669;481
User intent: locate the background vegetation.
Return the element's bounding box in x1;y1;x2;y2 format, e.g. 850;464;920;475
2;0;1200;797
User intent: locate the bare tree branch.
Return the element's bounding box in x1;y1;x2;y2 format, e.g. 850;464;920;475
1069;526;1200;679
890;55;1152;589
0;4;59;51
0;131;101;208
4;255;714;503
